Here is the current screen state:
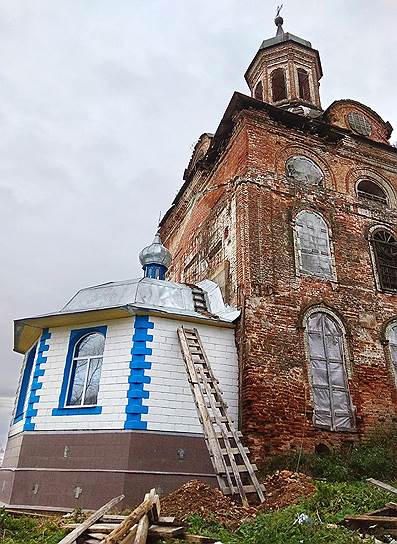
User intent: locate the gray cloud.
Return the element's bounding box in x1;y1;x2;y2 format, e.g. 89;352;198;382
1;0;396;448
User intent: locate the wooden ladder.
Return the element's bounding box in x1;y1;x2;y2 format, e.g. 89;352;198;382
177;326;265;506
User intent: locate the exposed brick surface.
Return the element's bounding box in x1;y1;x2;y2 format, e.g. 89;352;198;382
161;102;397;465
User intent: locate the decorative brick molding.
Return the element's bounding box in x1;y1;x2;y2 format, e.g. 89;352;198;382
23;329;51;431
124;316;154;430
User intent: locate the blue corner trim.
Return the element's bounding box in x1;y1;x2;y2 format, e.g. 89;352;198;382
23;329;51;431
14;343;37;424
52;406;102;416
55;325;107;415
124;315;153;430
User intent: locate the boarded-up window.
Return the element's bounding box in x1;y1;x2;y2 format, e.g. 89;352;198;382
387;324;397;380
295;211;334;279
372;230;397;291
254;81;263;101
306;312;354;431
271;68;287;102
297;68;311;101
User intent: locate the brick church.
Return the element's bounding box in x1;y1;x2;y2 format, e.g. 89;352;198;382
2;13;397;510
160;14;397;460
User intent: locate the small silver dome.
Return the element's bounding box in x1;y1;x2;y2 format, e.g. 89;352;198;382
139;232;172;269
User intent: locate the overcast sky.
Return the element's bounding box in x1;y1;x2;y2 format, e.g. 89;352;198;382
0;0;397;449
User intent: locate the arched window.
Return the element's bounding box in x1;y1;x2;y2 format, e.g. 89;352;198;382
387;323;397;381
294;211;334;279
254;81;263;101
66;332;105;406
271;68;287;102
357;179;388;205
305;311;354;431
297;68;311;101
371;229;397;291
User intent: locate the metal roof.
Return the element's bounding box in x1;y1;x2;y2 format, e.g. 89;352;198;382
14;278;240;353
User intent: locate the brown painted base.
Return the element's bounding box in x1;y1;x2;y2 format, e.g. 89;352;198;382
0;431;216;509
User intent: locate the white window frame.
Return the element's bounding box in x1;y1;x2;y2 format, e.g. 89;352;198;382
65;333;104;408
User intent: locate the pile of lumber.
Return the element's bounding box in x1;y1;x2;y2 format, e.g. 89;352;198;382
344;479;397;541
59;489;215;544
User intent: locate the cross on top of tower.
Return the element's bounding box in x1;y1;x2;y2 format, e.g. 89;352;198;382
275;5;284;36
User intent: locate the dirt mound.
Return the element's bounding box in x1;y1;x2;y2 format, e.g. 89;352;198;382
260;470;316;510
160;480;257;530
160;472;316;530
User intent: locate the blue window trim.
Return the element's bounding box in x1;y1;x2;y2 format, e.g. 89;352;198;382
52;325;107;417
124;315;153;430
14;343;38;423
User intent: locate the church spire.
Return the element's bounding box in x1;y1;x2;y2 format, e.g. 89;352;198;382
244;11;323;111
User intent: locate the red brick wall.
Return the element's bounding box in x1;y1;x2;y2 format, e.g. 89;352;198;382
161;107;397;464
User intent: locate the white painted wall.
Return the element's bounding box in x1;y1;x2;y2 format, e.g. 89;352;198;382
8;314;239;436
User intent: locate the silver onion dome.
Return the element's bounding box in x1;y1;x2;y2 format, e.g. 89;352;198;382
139;232;172;269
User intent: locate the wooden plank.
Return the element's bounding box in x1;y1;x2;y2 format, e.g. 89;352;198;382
184;534;217;543
58;495;124;544
147;525;185;538
100;497;153;544
386;503;397;510
119;524;138;544
63;523;117;532
133;514;149;544
367;478;397;495
345;515;397;528
87;534;108;541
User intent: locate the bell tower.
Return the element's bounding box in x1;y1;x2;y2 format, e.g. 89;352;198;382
245;8;323;111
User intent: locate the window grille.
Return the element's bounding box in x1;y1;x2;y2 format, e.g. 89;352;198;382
372;230;397;291
297;68;311;101
295;212;334;279
271;68;287;102
347;112;372;137
357;179;388;205
66;332;105;406
306;312;354;431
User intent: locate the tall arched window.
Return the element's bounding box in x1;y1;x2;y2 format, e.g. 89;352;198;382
357;179;388;205
271;68;287;102
66;332;105;406
387;323;397;381
305;311;354;431
254;81;263;101
297;68;311;101
294;211;334;279
371;229;397;291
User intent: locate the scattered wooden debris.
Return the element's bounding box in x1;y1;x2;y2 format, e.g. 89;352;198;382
344;492;397;539
59;488;209;544
58;495;125;544
367;478;397;495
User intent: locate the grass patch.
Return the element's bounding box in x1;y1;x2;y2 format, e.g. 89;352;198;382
186;480;395;544
263;427;397;482
0;510;66;544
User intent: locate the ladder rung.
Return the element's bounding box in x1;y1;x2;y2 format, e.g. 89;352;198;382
215;430;242;438
210;416;229;423
222;464;258;473
223;485;265;495
220;447;250;455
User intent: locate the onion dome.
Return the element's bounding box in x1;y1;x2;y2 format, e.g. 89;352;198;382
139;232;172;280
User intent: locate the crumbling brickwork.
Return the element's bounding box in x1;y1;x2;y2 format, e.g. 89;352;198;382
160;92;397;465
